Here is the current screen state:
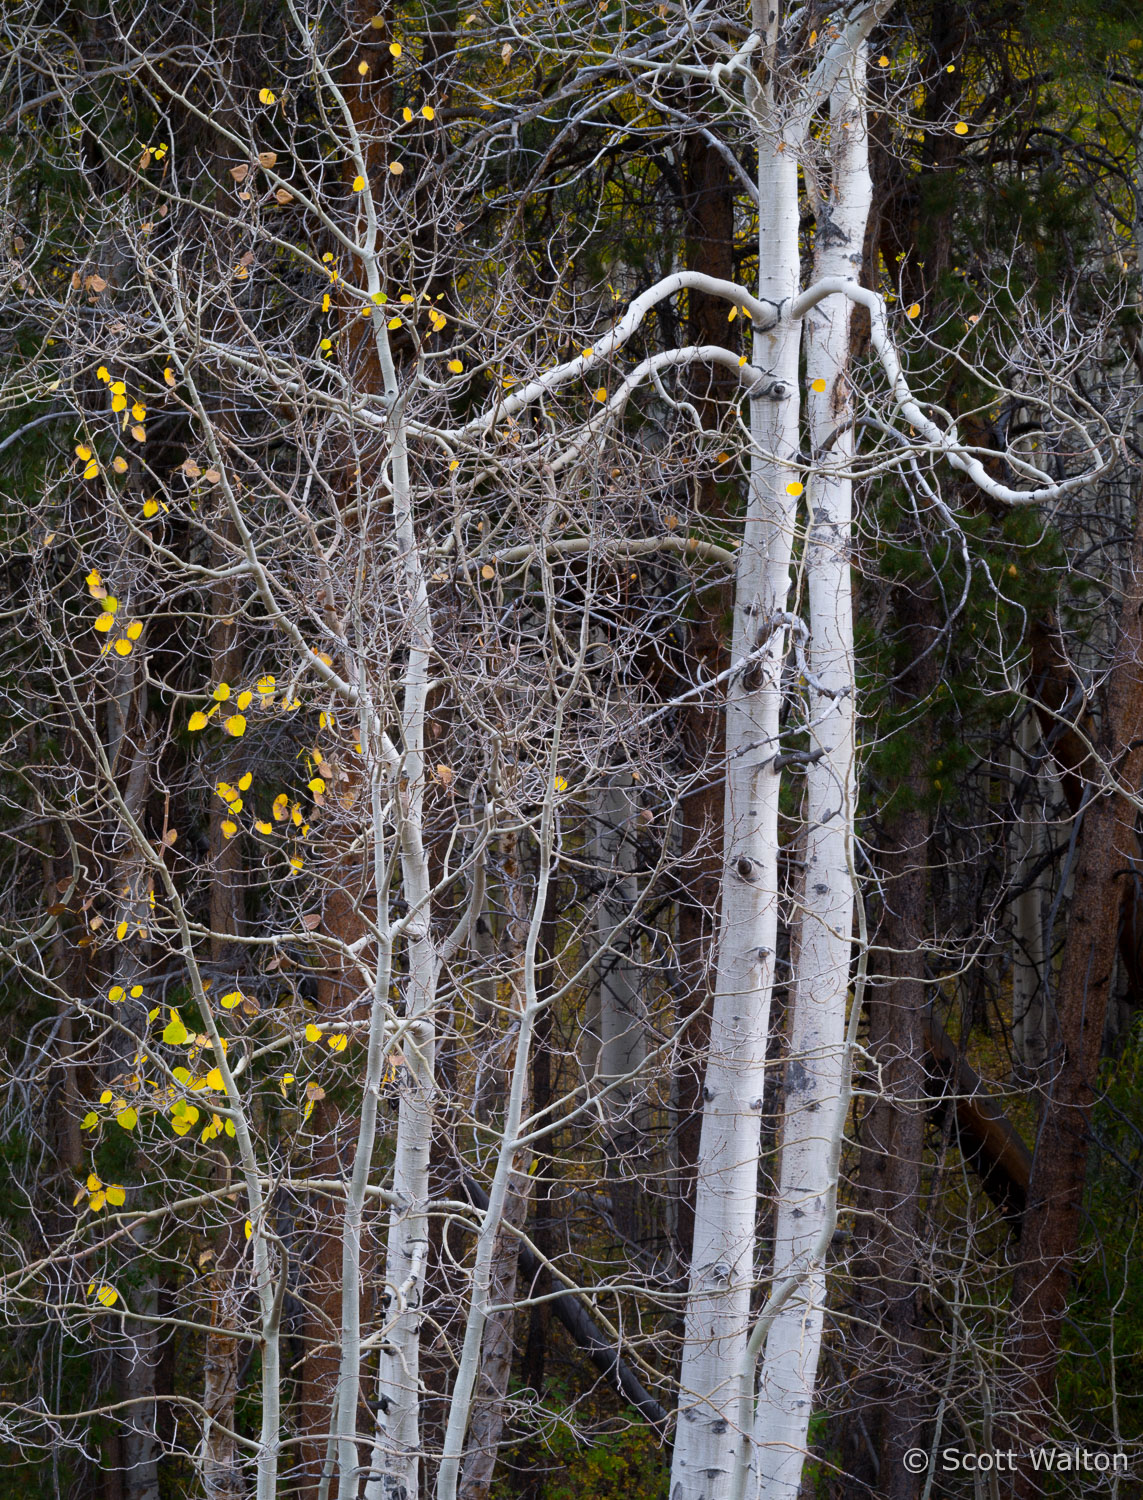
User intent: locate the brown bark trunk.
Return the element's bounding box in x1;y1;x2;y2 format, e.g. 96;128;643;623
1005;500;1143;1491
845;586;936;1500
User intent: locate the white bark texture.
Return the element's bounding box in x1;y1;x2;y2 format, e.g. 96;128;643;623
751;48;868;1499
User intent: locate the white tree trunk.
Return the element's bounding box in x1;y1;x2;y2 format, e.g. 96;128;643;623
668;112;803;1500
751;46;869;1500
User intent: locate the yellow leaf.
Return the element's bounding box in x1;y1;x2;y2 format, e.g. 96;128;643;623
114;638;133;657
164;367;176;386
96;367;111;383
93;1284;119;1307
387;316;401;329
220;991;242;1010
785;481;804;497
83;460;100;480
188;711;208;731
142;497;159;518
257;675;276;694
305;1023;322;1042
163;1012;189;1046
131;985;144;998
954;122;969;135
81;1111;99;1130
811;377;827;393
906;302;921;319
108;985;125;1003
593;387;607;402
225;715;247;738
878;54;889;65
126;620;143;640
205;1067;224;1089
75;444;92;461
100;1090;113;1104
86;568;102;589
303;1099;314;1121
116;1107;138;1130
221;820;237;839
89;1191;106;1212
110;381;126;396
449;459;459;471
389;41;402;56
106;1185;126;1207
131;402;146;421
554;774;568;793
273;794;289;820
359;60;370;75
421;104;435;119
255;819;273;834
87;1173;102;1192
213;682;231;701
328;1033;348;1052
237;771;253;791
308;777;326;795
290;854;304;871
402;106;413;122
258;88;276;105
116;921;128;940
448;359;463;373
111;394;127;413
352;174;365;192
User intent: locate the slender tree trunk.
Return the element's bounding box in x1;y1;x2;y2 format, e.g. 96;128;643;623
752;49;868;1496
669;95;803;1500
1011;708;1049;1079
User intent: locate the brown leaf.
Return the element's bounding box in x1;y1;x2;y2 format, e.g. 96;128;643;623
305;1082;326;1101
275;189;293;205
241;997;261;1016
204;468;221;484
230;164;249;182
301;913;321;931
257;150;278;169
88;274;108;293
181;458;201;478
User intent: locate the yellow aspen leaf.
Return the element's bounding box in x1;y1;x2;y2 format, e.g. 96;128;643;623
811;377;827;393
115;1107;138;1130
220;992;242;1010
89;1191;106;1212
110;381;126;396
554;774;568;792
221;820;238;838
273;794;289;820
257;675;276;694
389;41;402;55
481;564;495;580
906;302;921;318
213;682;231;701
258;88;276;104
308;777;326;795
878;54;889;65
280;1073;294;1096
290;854;304;871
115;921;129;939
593;388;607;402
81;1111;99;1130
389;161;404;174
954;121;969;135
106;1185;126;1206
164;367;176;386
402;106;413;122
387;316;401;329
87;1173;103;1192
236;690;253;710
786;481;804;497
94;614;115;634
114;638;133;656
75;444;92;461
188;711;208;731
328;1033;348;1052
313;650;332;665
421;104;435;119
126;621;143;640
131;402;146;421
142;497;159;517
303;1099;315;1121
96;367;111;382
225;715;246;738
100;1090;113;1104
86;568;102;589
305;1023;322;1042
727;306;738;321
205;1067;224;1089
359;60;370;75
111;395;127;413
83;459;100;479
131;985;144;998
108;985;125;1003
448;359;463;373
352;175;366;191
237;772;252;792
92;1284;119;1307
448;459;459;471
162;1012;189;1045
255;819;272;834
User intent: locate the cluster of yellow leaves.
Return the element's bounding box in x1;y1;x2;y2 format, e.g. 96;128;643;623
188;676;289;736
94;367;147;440
73;1173;126;1213
85;568;144;657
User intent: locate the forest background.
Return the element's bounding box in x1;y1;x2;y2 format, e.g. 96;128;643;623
0;0;1142;1498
